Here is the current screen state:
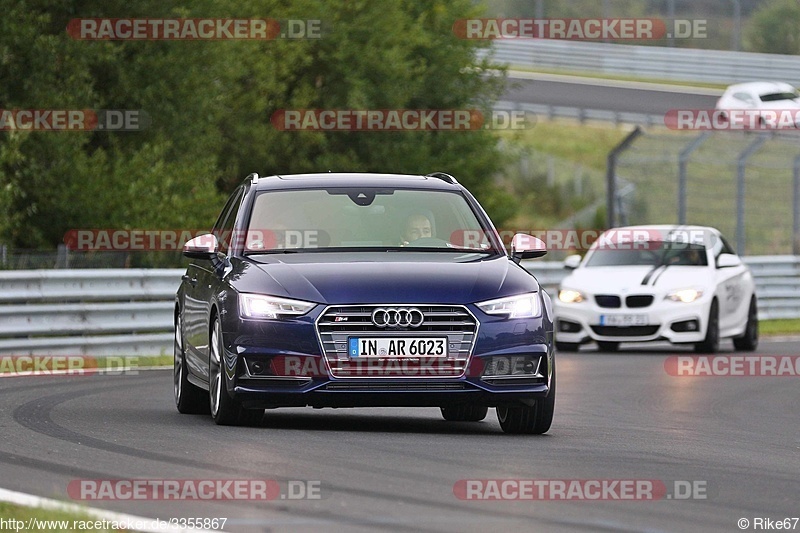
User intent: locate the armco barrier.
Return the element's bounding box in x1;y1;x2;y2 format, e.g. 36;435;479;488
0;258;796;356
488;40;800;86
0;269;182;356
524;255;800;321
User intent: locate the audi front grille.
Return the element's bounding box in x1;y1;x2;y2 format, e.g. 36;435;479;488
315;305;479;378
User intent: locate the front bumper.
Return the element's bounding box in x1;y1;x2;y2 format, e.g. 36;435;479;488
554;295;712;345
220;303;555;408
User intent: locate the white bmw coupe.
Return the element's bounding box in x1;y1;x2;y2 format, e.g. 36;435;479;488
553;225;758;353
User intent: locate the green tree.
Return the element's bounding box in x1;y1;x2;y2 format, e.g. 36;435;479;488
1;0;511;251
745;0;800;54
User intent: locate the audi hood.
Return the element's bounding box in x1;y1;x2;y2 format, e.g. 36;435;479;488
229;253;541;305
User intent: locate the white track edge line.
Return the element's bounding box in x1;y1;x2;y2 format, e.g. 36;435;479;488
0;487;216;533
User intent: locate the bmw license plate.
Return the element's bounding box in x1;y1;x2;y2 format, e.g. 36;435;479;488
599;314;648;326
348;337;447;358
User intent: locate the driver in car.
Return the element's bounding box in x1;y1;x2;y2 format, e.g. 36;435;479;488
400;213;433;246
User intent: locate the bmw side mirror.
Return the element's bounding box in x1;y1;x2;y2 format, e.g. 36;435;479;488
183;234;219;260
716;253;742;269
563;254;582;270
511;233;547;264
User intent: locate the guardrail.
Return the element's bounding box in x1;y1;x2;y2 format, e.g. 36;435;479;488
488;40;800;85
495;100;663;127
0;269;182;356
0;258;796;356
524;256;800;321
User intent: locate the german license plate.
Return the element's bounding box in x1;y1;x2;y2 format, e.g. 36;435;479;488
348;337;447;358
600;314;648;326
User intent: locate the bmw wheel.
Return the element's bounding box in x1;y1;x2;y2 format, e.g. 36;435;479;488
733;297;758;351
695;299;720;354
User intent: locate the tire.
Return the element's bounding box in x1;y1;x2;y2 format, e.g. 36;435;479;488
496;361;556;435
174;314;208;414
733;297;759;352
695;299;720;354
556;342;579;352
440;404;488;422
596;341;619;352
209;317;249;425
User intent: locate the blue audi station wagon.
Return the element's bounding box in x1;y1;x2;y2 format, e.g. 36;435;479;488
174;172;555;434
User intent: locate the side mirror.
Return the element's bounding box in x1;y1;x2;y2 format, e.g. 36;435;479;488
183;234;218;260
717;253;742;269
563;254;582;270
511;233;547;264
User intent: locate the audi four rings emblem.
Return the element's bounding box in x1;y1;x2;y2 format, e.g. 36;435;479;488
371;307;425;328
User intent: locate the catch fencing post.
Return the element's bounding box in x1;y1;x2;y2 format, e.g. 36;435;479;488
606;126;643;228
794;154;800;255
735;134;769;255
678;132;711;224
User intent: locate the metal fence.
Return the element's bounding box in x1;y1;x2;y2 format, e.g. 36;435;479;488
0;262;796;356
524;256;800;321
495;99;663;127
0;269;181;356
608;130;800;257
489;40;800;85
0;245;185;270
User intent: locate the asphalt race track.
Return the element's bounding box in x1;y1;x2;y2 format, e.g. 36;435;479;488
502;73;720;116
1;340;797;532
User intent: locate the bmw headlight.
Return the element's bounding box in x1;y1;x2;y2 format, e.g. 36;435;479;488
558;289;584;304
477;293;541;318
666;288;703;303
239;294;316;319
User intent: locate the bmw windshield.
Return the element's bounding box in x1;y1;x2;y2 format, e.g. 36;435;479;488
242;188;503;255
585;242;708;267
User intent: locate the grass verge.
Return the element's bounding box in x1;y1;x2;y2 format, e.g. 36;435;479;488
0;354;172;375
760;318;800;336
0;502;116;532
506;65;727;90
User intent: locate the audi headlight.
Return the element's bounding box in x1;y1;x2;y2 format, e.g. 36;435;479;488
239;294;315;319
666;288;703;303
558;289;584;304
477;293;541;318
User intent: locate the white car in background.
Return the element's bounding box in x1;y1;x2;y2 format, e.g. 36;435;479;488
553;225;758;353
716;81;800;126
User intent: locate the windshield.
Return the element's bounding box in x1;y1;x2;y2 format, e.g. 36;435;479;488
585;242;708;267
759;91;799;102
243;188;499;254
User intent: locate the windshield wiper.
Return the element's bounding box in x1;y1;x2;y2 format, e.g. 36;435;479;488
242;249;300;255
